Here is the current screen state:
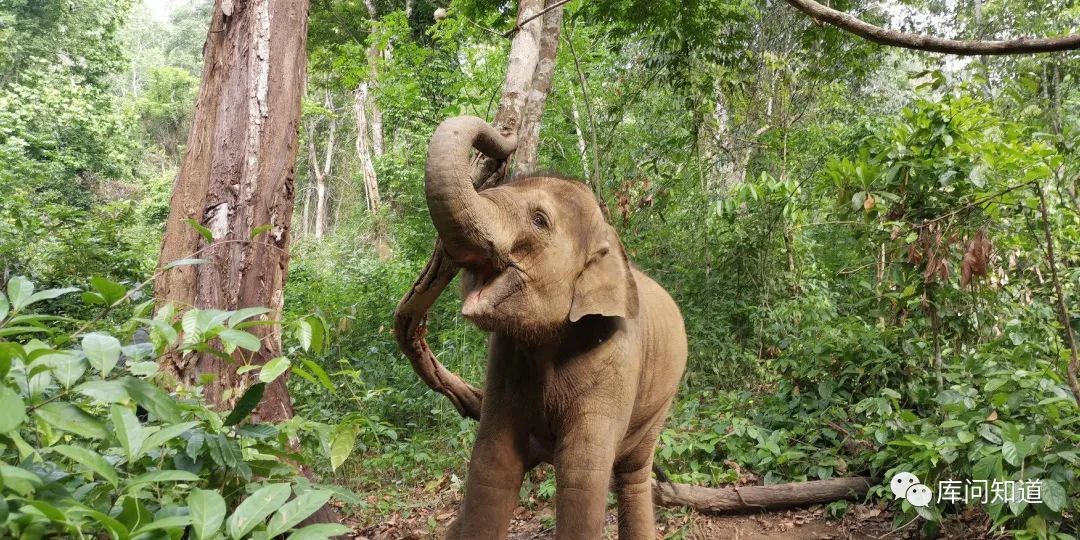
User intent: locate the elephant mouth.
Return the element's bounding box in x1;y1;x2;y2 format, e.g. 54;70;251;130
461;258;523;321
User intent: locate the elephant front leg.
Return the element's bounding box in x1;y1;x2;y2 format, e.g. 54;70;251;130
553;413;621;540
447;418;528;539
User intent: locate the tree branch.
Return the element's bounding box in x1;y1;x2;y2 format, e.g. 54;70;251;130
784;0;1080;55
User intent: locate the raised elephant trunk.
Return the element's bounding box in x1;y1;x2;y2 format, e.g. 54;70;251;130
425;116;518;264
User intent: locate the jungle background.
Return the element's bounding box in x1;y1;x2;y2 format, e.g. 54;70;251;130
1;0;1078;538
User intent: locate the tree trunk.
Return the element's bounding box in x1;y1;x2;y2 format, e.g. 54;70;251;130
393;0;548;420
570;96;590;179
355;82;381;212
155;0;308;423
653;477;873;513
301;186;312;237
516;3;564;174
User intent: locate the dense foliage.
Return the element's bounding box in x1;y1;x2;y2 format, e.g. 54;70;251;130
2;0;1078;537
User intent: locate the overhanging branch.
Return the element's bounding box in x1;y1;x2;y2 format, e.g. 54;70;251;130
785;0;1080;55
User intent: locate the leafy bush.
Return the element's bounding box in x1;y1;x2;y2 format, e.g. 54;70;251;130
0;276;356;539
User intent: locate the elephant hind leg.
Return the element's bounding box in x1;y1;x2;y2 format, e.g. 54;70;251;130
614;461;655;540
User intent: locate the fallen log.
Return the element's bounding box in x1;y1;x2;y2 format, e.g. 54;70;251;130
652;476;873;513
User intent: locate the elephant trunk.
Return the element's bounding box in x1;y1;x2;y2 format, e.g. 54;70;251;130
424;116;517;263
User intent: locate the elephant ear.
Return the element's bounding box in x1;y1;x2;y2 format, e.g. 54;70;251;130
569;225;639;322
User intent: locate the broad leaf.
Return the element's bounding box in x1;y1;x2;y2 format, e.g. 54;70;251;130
7;276;33;311
111;404;144;460
223;383;265;426
229;307;271;327
0;386;27;433
226;483;292;539
124;377;182;423
189;488;227;540
83;332;122;376
74;379;130;403
162;258;210;270
90;276;127;305
219;328;262;352
24;287;79;309
286;524;352;540
51;444;119;486
126;470;200;490
0;291;8;321
142;421;198;455
259;357;290;383
330;423;360;472
35;402;108;439
266;490;333;537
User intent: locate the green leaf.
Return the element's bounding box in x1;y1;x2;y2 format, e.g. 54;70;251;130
74;379;130;403
124;377;182;423
305;316;325;354
229;307;271;327
296;320;312;351
226;483;292;539
0;464;42;495
90;276;127;305
186;218;215;243
7;276;34;311
250;224;272;239
1041;479;1067;512
111;404;144;461
259;357;290;384
189;488;227;540
330;423;360;472
126;470;200;490
266;490;333;537
1002;439;1030;467
24;287;79;308
142;421;198;455
83;332;122;376
219;328;262;352
35;402;108;439
0;291;8;321
300;359;335;393
162;257;210;270
37;350;85;388
131;514;194;535
0;385;27;433
286;524;352;540
223;383;266;426
128;361;159;377
51;444;119;486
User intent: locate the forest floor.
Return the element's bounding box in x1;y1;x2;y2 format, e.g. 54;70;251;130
345;481;920;540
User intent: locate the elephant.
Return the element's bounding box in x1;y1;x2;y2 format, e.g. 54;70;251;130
424;116;687;540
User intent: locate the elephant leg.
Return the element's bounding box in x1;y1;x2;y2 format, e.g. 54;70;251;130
614;460;655;540
553;413;620;540
446;427;527;540
614;413;668;539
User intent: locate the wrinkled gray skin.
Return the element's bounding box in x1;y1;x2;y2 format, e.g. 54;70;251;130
426;116;687;540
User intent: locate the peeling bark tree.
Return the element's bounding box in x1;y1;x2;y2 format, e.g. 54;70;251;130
355;83;381;212
515;4;563;175
155;0;308;423
305;91;337;239
394;0;548;421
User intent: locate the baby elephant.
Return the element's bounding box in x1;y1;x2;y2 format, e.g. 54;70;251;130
424;116;687;539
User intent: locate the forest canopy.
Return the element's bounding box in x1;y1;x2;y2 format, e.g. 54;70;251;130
0;0;1077;538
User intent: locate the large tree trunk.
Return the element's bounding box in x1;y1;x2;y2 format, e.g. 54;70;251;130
155;0;308;423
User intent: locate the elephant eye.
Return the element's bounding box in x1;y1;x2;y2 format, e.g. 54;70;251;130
531;212;549;230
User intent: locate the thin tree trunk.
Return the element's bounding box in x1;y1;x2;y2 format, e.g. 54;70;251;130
155;0;308;422
516;2;564;174
394;0;546;420
301;186;312;237
570;95;590;179
566;27;602;201
1036;182;1080;405
355;82;381;212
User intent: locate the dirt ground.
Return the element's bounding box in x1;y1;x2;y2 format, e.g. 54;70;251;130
350;497;906;539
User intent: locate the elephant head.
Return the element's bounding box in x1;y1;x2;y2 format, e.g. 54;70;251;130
425;116;638;339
